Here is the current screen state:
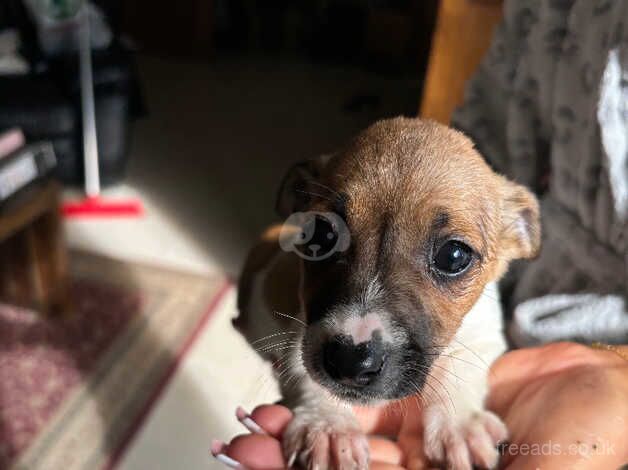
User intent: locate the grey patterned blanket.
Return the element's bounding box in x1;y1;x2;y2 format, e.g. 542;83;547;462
453;0;627;346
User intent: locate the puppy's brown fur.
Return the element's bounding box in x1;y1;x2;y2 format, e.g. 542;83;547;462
237;118;540;470
286;119;538;344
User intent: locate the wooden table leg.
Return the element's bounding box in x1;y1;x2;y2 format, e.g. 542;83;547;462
0;183;69;316
29;197;69;315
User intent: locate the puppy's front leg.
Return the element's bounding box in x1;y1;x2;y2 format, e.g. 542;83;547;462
422;341;508;470
281;378;369;470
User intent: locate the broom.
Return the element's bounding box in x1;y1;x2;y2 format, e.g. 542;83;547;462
61;3;142;217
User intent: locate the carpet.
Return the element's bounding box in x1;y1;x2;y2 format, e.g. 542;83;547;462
0;251;230;470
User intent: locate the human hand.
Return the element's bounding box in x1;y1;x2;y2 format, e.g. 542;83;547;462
213;342;628;469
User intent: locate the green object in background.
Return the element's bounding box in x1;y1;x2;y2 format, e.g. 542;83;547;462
38;0;82;20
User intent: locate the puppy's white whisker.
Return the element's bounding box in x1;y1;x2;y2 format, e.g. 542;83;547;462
249;348;295;397
276;362;295;379
250;331;297;345
427;349;488;372
429;363;467;387
451;338;490;369
424;372;456;413
282;371;304;389
480;292;500;302
269;344;297;352
273;310;306;327
442;354;488;371
274;354;295;373
310;180;341;198
295;188;334;203
275;352;295;382
254;339;295;350
255;340;298;353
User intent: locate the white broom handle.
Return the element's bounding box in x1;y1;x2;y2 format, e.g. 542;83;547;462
79;4;100;197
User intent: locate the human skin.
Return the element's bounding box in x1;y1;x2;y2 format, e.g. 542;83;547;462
219;342;628;469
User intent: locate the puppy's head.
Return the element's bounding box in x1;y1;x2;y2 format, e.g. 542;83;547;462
277;118;540;404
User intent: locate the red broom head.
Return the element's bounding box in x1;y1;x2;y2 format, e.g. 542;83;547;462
61;196;144;218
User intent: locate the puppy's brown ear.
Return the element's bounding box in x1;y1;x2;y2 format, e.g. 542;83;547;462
500;180;541;260
275;154;331;218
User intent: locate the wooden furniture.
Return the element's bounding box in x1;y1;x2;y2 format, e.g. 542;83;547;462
0;182;68;314
420;0;503;124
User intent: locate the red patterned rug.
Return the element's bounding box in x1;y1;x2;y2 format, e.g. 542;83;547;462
0;251;229;470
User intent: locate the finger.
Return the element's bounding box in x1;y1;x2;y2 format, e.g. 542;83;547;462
407;464;440;470
226;433;285;470
331;433;355;468
398;427;429;470
368;437;404;465
404;453;441;470
249;405;293;438
354;398;416;436
488;342;611;413
249;401;405;438
404;452;440;470
371;462;406;470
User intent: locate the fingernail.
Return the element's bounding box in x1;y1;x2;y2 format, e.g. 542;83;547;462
211;439;227;456
213;453;249;469
211;440;249;470
236;406;267;435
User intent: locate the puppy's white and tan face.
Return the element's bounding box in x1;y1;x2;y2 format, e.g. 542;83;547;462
276;118;540;404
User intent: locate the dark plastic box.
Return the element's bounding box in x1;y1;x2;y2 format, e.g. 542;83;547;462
0;0;144;186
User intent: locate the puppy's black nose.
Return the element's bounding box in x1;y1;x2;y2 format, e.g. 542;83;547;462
323;336;386;387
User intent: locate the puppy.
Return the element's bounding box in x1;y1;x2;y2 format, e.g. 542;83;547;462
235;118;540;470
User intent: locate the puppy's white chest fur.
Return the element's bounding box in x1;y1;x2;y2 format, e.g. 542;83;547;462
430;282;507;415
420;282;508;470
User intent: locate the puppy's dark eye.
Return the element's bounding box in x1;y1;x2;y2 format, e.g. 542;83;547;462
311;215;338;251
433;241;473;275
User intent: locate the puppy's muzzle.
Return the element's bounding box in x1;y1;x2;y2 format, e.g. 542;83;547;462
322;335;386;387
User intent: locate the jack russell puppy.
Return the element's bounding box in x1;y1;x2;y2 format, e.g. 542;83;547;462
235;118;540;470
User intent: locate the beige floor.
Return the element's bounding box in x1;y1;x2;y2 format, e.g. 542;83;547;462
64;54;417;470
66;187;279;470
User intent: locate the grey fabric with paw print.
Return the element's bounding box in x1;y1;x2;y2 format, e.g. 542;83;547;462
453;0;628;346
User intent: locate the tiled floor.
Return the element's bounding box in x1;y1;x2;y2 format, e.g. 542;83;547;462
64;54;418;469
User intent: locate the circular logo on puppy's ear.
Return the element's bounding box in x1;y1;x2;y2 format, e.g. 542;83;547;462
279;211;350;261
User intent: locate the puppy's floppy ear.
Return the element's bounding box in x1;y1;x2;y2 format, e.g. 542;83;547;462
499;179;541;260
275;154;332;218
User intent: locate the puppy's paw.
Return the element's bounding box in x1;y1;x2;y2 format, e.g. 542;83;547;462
423;407;508;470
282;408;368;470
